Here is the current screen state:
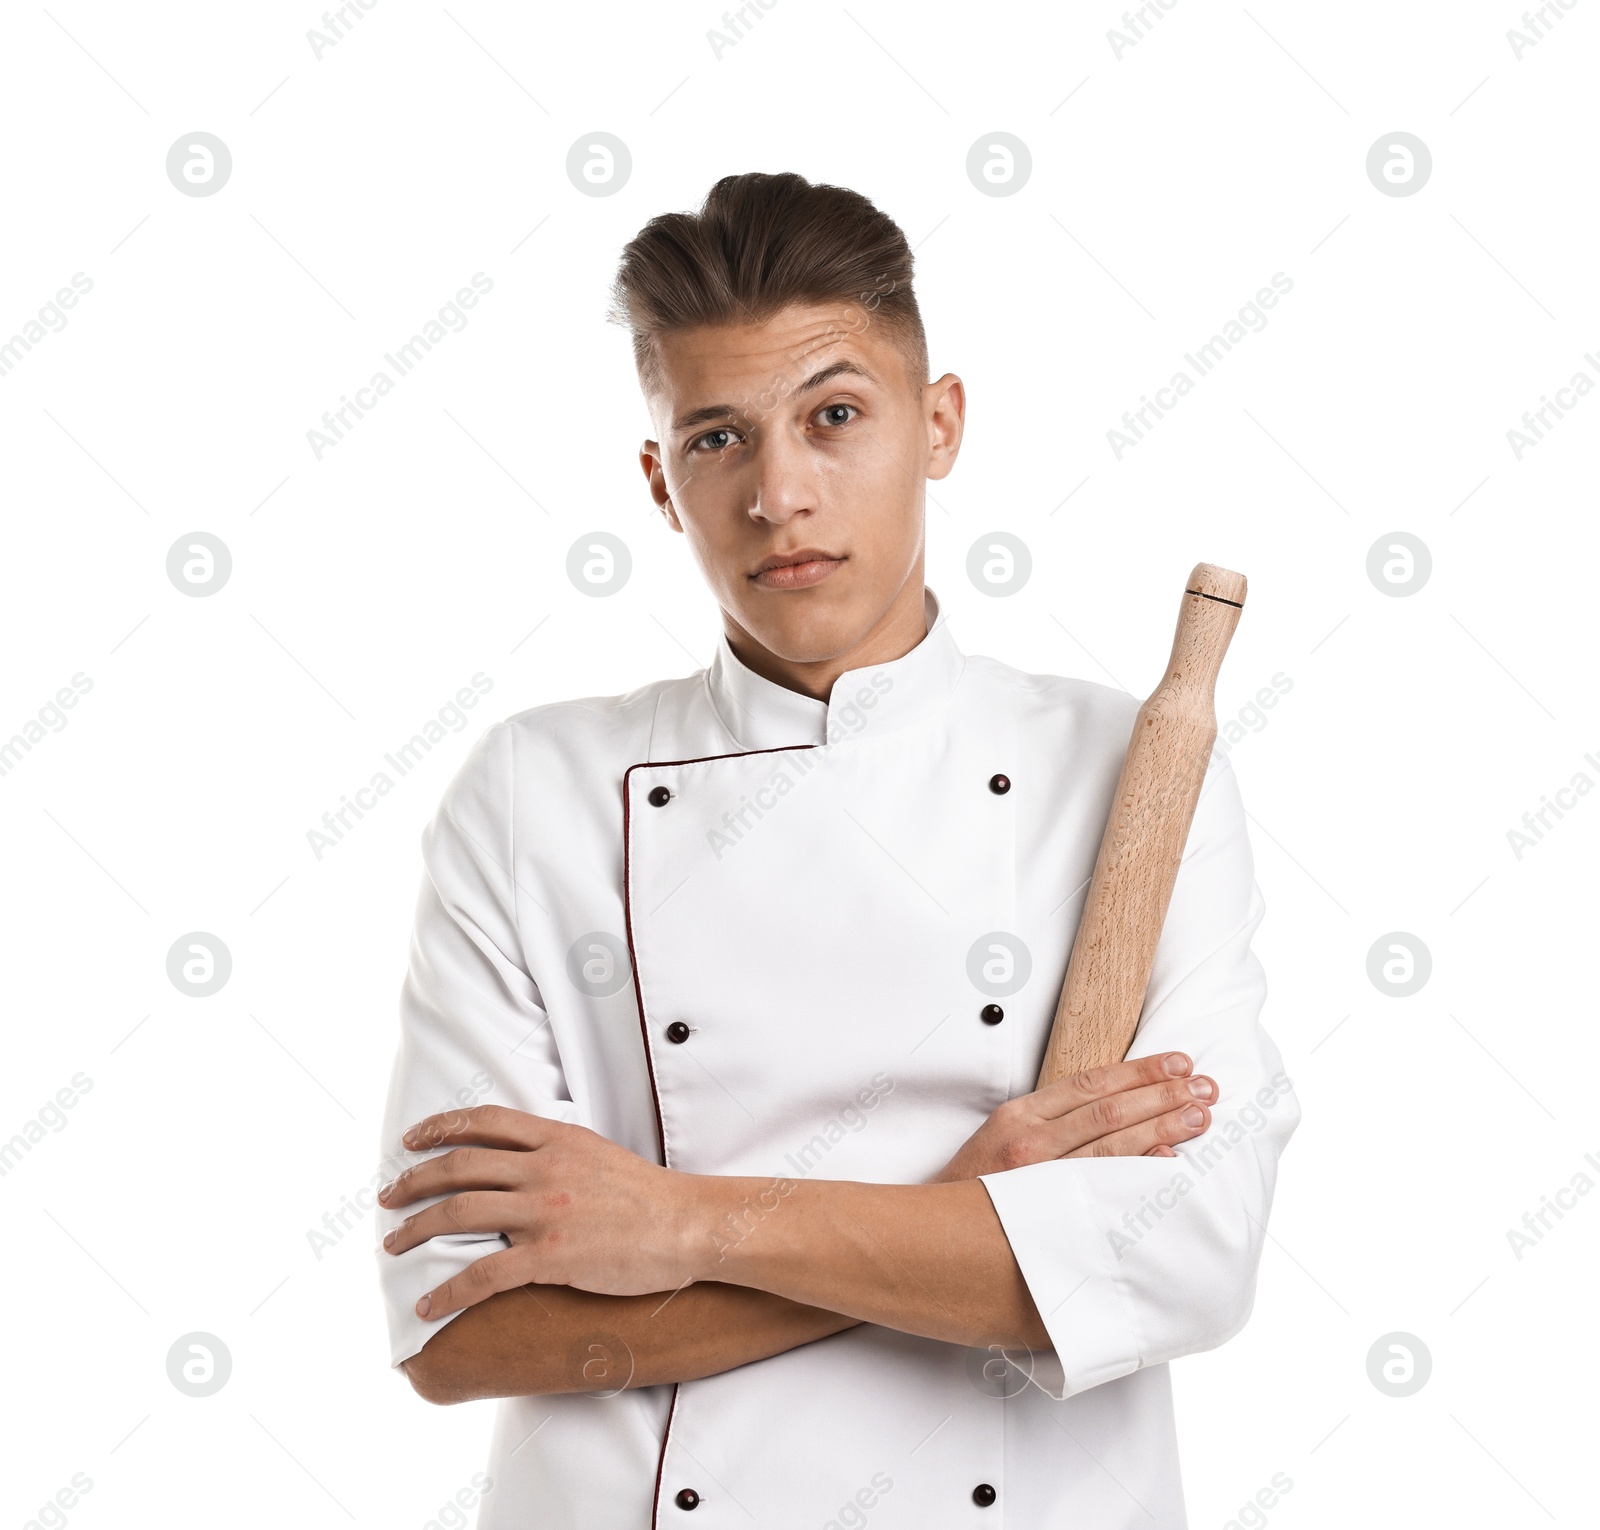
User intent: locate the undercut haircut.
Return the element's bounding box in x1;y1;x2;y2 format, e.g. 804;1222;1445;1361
608;171;928;398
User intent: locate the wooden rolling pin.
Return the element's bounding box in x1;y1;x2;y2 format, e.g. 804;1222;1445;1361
1036;563;1247;1087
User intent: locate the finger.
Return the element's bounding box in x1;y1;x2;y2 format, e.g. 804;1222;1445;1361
1035;1075;1215;1157
1030;1052;1194;1120
414;1245;533;1321
383;1189;525;1256
379;1146;529;1210
402;1103;561;1154
1065;1101;1211;1159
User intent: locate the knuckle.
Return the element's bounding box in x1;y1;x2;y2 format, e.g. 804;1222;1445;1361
1073;1065;1112;1096
1096;1094;1129;1130
996;1133;1039;1171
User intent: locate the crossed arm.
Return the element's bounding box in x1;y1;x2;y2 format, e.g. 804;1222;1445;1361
385;1051;1218;1403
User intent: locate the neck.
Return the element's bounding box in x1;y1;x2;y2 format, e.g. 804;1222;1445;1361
723;577;929;702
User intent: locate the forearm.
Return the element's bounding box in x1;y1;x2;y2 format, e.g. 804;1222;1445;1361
386;1063;1222;1384
692;1175;1048;1351
403;1280;859;1404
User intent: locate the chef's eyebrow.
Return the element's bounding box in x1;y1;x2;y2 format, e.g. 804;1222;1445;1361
671;361;878;432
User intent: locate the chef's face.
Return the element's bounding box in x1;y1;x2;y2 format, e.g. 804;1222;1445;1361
638;301;964;668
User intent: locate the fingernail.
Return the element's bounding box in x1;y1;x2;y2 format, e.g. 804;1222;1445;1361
378;1180;395;1201
402;1129;420;1148
382;1228;397;1249
1164;1054;1189;1076
416;1295;431;1318
1188;1079;1214;1100
1182;1105;1205;1127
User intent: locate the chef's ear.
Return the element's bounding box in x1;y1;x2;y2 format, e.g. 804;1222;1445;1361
924;373;965;483
638;442;685;532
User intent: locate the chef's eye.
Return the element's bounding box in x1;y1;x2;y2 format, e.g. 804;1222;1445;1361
689;427;742;453
816;403;858;427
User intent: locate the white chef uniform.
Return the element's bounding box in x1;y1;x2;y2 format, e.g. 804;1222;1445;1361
375;587;1300;1529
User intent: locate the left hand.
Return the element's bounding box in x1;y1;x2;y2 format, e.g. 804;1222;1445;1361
379;1106;704;1320
928;1052;1216;1182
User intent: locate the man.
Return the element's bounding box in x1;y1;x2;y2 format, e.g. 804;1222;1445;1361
375;171;1299;1527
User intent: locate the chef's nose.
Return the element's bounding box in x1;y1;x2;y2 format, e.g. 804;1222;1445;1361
746;426;819;526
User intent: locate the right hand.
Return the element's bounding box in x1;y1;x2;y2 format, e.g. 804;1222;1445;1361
928;1052;1216;1183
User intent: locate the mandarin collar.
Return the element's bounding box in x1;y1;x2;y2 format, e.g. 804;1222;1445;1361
704;587;965;752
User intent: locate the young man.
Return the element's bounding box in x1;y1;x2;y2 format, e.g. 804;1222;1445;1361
375;172;1298;1528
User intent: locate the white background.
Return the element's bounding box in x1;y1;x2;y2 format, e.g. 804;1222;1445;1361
2;1;1596;1525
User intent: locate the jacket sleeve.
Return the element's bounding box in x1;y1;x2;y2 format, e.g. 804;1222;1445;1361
977;748;1300;1401
373;720;584;1369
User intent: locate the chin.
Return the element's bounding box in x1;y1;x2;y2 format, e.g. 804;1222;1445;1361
736;599;865;667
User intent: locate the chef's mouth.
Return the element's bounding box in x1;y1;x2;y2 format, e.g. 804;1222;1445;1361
749;551;846;591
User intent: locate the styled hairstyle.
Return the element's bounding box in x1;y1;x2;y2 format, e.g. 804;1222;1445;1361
608;171;928;395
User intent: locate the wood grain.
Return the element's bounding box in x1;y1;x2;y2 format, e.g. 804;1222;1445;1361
1035;563;1247;1087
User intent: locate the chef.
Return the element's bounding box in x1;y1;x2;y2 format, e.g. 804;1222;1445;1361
374;170;1299;1528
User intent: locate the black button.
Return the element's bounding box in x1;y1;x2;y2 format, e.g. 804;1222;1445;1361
648;785;672;807
972;1483;997;1507
665;1021;690;1044
980;1004;1004;1025
988;774;1010;795
674;1488;700;1510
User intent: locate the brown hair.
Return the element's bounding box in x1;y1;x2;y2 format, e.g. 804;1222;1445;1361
608;171;928;396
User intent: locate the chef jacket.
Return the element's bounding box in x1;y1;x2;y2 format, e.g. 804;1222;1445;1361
374;586;1300;1528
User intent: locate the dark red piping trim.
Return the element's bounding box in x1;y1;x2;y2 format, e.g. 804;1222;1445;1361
649;1382;680;1528
619;744;817;1169
621;742;816;1528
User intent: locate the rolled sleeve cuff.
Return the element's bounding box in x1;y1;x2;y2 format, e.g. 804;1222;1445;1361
377;1230;510;1369
979;1159;1146;1402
